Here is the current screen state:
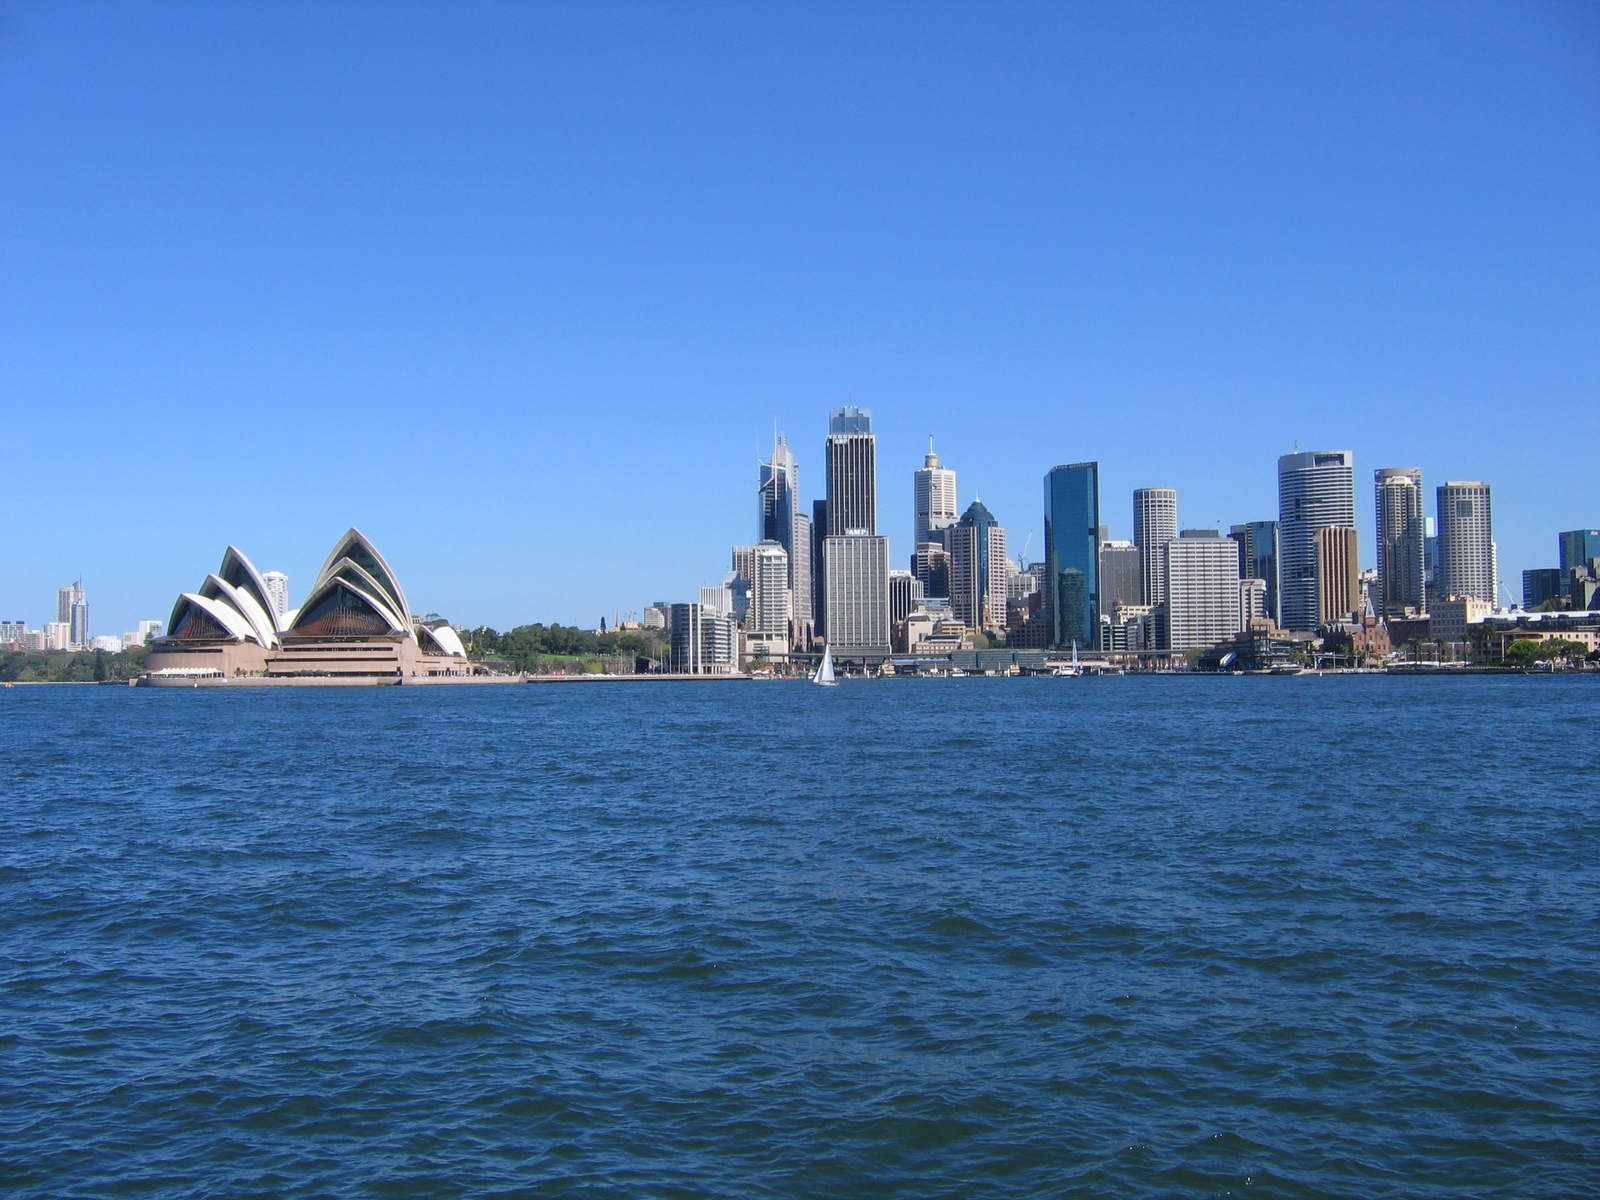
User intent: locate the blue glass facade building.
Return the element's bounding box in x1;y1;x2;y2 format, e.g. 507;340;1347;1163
1044;463;1100;651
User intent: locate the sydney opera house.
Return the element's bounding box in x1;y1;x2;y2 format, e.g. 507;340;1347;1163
145;528;472;683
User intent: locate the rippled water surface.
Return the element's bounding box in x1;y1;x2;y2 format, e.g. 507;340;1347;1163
2;677;1597;1197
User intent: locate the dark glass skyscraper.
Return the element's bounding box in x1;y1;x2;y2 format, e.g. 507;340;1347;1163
1044;463;1100;650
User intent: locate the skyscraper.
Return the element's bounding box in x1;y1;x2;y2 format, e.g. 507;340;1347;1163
58;580;88;650
825;407;876;536
811;499;828;635
1097;540;1141;618
913;542;951;600
913;440;958;548
759;434;809;625
1163;532;1241;652
823;534;890;657
820;407;886;657
1047;465;1101;651
1559;530;1600;579
1374;468;1427;617
1315;525;1361;625
261;571;290;619
950;500;1008;632
1277;451;1355;632
1436;481;1495;604
1133;488;1178;607
1227;520;1280;626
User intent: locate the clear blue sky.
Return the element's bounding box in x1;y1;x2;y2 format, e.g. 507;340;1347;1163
3;2;1596;632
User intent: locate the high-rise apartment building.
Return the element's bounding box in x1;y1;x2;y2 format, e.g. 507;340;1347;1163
1;621;26;643
261;571;290;619
1374;468;1427;617
1314;525;1361;625
1436;481;1495;604
670;602;736;674
913;440;958;549
1163;531;1241;652
822;534;890;657
950;500;1008;632
1046;465;1101;650
746;542;792;635
1133;488;1178;607
1278;451;1355;632
1227;520;1281;626
56;580;88;650
825;407;876;536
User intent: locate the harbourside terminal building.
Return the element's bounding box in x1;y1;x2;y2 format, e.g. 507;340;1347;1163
146;528;471;682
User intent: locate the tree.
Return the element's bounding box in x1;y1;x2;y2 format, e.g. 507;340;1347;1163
93;650;108;681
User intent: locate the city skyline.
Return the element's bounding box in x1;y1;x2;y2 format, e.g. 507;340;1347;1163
3;6;1596;632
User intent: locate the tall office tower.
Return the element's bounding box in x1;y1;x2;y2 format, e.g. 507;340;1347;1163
1240;577;1267;625
1559;530;1600;587
1163;531;1242;651
57;583;76;625
822;534;890;656
950;500;1008;632
1048;465;1102;650
1436;481;1495;604
1374;468;1427;617
1277;451;1355;631
913;542;952;599
811;499;828;636
1097;540;1141;619
700;584;735;621
825;407;876;535
791;512;812;627
913;439;958;548
1133;488;1178;607
1227;520;1281;626
1523;569;1564;610
888;570;923;623
261;571;290;619
759;434;809;626
1314;526;1361;625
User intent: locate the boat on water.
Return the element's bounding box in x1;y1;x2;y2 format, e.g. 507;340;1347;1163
1052;641;1082;678
812;644;838;687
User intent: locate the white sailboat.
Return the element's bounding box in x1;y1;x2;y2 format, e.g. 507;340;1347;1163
812;644;838;687
1053;640;1082;678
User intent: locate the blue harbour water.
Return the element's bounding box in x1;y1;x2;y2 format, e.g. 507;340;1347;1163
2;677;1597;1197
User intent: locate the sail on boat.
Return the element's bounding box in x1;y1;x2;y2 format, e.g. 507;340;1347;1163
812;644;837;687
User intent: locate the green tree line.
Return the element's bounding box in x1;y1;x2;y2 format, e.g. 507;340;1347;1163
465;623;666;672
1;646;149;683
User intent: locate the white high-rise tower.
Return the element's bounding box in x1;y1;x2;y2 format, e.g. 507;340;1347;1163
1278;451;1356;632
913;439;958;549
